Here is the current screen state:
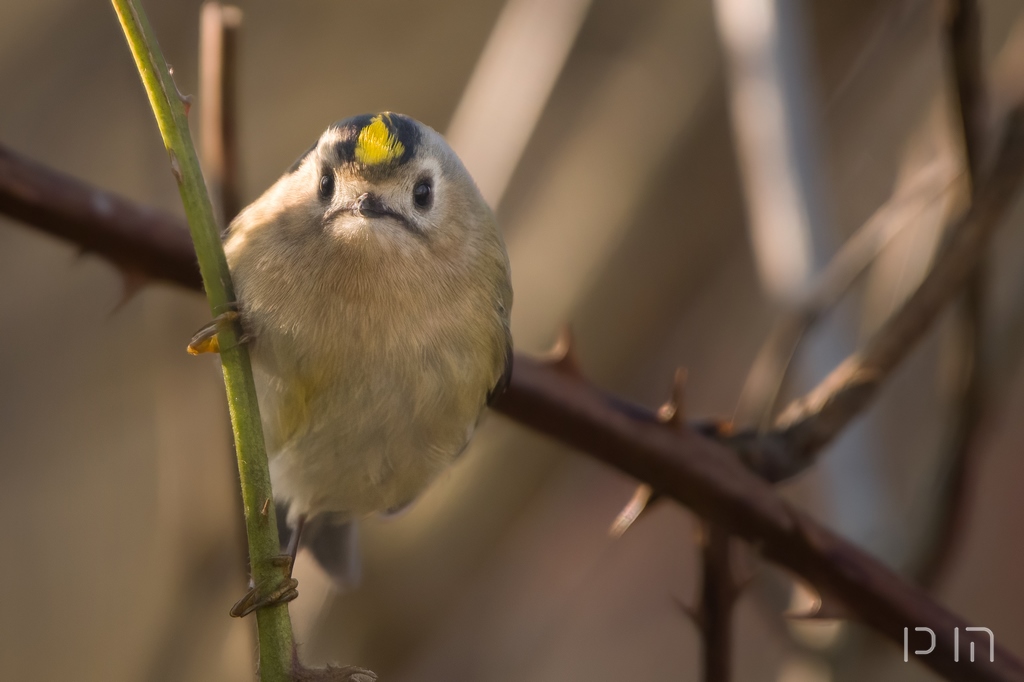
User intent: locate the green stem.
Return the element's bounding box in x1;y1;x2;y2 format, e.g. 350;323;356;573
110;2;293;679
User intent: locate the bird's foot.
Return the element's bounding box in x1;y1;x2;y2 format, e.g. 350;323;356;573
187;307;247;355
229;555;299;618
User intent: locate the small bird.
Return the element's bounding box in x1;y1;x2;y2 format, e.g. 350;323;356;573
191;112;512;614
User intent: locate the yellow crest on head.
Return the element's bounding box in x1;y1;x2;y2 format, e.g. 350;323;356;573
355;114;406;166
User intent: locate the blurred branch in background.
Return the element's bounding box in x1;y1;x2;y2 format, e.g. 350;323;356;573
984;15;1024;385
733;161;959;432
950;0;989;179
744;0;1016;484
711;0;835;674
712;0;832;303
198;2;242;228
903;0;989;591
727;110;1024;481
692;523;743;682
445;0;593;208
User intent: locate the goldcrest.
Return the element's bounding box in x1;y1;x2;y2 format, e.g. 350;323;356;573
216;112;512;587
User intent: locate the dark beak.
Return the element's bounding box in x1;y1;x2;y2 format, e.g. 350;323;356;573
352;192;389;218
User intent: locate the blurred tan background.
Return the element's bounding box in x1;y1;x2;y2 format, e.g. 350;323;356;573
2;0;1024;680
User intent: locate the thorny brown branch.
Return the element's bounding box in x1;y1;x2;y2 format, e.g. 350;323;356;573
500;354;1023;682
1;95;1024;682
695;523;738;682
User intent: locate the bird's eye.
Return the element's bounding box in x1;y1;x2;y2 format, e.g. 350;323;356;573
413;179;433;209
319;172;335;200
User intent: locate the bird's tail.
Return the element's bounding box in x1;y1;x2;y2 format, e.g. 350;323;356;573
277;503;362;591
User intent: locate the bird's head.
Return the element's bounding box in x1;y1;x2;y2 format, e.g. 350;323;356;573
226;112;507;307
274;113;493;252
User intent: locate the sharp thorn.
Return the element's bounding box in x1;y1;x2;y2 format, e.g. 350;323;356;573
169;150;183;183
713;419;735;437
544;325;583;377
110;268;149;314
784;582;849;621
165;62;194;114
657;367;688;427
609;484;657;538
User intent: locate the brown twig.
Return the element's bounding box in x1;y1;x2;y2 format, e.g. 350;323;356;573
671;368;741;682
1;103;1024;682
950;0;990;182
199;2;243;227
910;277;984;589
696;523;738;682
908;0;990;588
733;163;957;430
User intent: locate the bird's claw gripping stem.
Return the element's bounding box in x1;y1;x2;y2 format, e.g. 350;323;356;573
187;309;246;355
229;555;299;618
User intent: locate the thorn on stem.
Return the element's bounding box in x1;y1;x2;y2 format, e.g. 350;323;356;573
166;63;195;115
544;325;583;377
609;484;658;538
713;419;735;437
783;581;849;621
657;367;688;427
110;268;149;313
169;150;183;183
